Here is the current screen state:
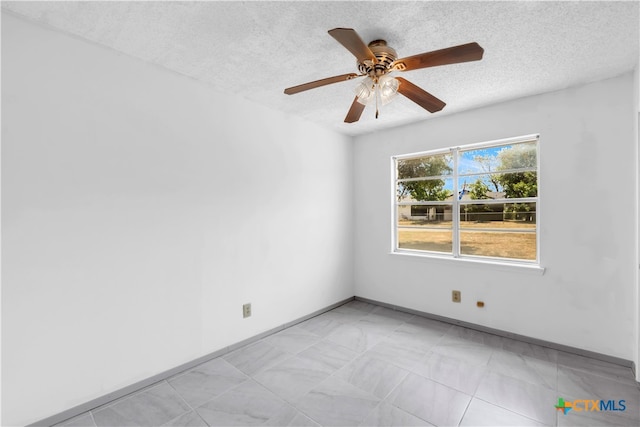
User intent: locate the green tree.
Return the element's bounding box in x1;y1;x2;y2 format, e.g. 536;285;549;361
397;156;452;201
464;179;493;219
496;144;537;198
472;155;501;192
468;179;489;200
495;144;537;220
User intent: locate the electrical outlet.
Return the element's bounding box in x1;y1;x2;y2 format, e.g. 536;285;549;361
243;303;251;318
452;290;461;303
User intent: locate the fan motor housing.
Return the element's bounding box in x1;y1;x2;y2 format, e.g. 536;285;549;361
358;40;397;78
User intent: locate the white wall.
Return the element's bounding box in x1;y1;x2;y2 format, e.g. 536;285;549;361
1;14;354;426
354;72;637;362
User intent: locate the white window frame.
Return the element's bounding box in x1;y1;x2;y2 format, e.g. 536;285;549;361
391;134;541;270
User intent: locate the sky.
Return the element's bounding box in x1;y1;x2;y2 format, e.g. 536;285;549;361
398;141;537;195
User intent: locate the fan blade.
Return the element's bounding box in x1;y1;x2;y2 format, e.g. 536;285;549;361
393;42;484;72
284;73;360;95
344;96;366;123
328;28;377;64
396;77;446;113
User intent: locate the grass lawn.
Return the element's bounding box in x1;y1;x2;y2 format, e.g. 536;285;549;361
398;220;536;260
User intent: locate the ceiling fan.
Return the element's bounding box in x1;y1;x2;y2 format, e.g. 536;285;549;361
284;28;484;123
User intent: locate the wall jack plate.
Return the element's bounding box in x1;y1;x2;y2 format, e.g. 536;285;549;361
243;303;252;318
452;290;461;303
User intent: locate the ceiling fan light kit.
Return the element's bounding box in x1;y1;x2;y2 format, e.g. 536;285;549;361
284;28;484;124
354;74;399;106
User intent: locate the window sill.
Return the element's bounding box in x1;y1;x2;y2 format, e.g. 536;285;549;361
390;250;546;275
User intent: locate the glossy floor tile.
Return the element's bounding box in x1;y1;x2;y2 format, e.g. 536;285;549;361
325;322;388;353
412;351;487;395
365;339;428;371
54;300;640;426
459;398;545;426
296;340;357;372
195;380;288;426
92;382;191;426
360;401;432;426
295;376;380;426
163;410;209;427
336;353;410;399
475;371;558;425
223;341;291;376
253;355;334;403
263;326;322;355
488;350;557;390
168;358;248;408
263;405;320;427
389;373;472;426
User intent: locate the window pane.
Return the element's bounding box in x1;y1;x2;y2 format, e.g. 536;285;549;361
497;172;537;198
397;178;453;202
397;153;453;179
398;205;452;225
460;231;536;260
459;203;537;226
397;204;453;253
458;147;501;175
398;228;452;253
458;141;536;175
496;142;537;170
460;172;536;200
459;202;536;260
459;174;503;200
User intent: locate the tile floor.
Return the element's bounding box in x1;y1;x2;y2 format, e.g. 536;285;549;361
56;300;640;426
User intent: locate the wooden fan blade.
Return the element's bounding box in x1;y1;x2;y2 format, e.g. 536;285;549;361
344;96;366;123
393;42;484;72
328;28;377;63
396;77;446;113
284;73;360;95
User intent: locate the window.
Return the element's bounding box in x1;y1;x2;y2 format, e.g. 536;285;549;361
393;135;539;264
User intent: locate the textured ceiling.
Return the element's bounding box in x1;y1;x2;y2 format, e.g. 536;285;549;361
3;1;639;136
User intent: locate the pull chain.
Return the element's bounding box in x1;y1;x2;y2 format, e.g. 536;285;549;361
375;81;380;119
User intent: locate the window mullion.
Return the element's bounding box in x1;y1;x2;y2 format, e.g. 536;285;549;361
457;166;537;179
397;175;452;183
459;197;538;205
